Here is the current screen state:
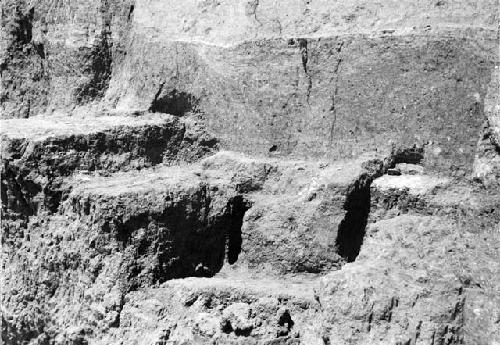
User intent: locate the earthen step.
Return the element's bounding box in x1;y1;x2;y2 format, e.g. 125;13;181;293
64;150;391;281
370;173;500;229
1;113;216;217
3;149;390;345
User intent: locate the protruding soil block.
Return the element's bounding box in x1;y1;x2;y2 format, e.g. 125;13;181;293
370;172;500;229
2;163;243;344
64;164;245;287
203;151;390;273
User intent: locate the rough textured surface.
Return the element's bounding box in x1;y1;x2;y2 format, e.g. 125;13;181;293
3;167;240;344
94;273;322;345
2;0;499;174
317;214;500;345
370;172;500;231
485;67;500;147
473;66;500;186
2;149;390;344
2;1;500;345
1;113;216;220
109;29;496;174
203;151;390;272
1;0;133;117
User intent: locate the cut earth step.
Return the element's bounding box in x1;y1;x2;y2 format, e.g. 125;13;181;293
2;149;391;344
1;113;217;220
370;172;500;230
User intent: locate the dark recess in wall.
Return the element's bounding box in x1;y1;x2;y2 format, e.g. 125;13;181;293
335;178;372;262
226;196;250;264
128;4;135;20
107;194;250;291
393;146;425;164
150;86;200;116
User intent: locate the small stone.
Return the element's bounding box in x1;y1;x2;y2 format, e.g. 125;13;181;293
221;303;254;335
387;168;402;176
194;313;220;337
395;163;424;175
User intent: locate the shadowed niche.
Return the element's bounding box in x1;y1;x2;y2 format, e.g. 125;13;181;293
336;146;425;262
226;195;249;264
110;194;250;290
393;146;424;164
335;178;371;262
150;86;199;116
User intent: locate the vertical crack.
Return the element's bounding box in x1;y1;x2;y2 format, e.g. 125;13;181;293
329;41;345;144
151;81;165;109
74;0;113;104
274;18;282;35
298;38;312;105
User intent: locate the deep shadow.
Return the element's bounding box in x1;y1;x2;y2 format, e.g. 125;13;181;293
335;177;371;262
278;309;295;331
13;7;34;45
109;193;250;291
127;4;134;20
226;195;250;264
336;146;426;262
393;145;424;164
150;87;199;116
221;319;253;337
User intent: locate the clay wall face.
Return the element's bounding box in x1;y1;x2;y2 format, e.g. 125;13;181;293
2;0;498;174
